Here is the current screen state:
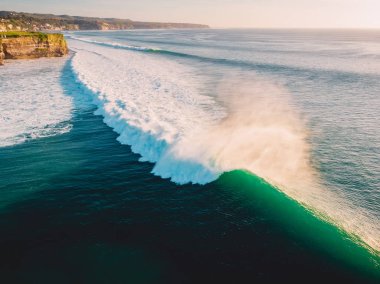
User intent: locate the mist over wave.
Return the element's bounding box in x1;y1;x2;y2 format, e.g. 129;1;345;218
69;39;380;253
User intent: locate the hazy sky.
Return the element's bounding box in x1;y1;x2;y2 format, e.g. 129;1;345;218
1;0;380;28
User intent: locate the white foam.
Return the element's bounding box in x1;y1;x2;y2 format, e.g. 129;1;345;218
70;39;224;167
69;39;380;253
0;57;73;147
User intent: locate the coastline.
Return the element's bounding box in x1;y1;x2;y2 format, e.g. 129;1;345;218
0;11;209;32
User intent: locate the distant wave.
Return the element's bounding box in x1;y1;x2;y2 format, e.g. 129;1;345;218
67;36;306;73
68;36;380;76
69;39;380;254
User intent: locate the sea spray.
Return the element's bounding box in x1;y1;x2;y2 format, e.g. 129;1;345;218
153;77;312;186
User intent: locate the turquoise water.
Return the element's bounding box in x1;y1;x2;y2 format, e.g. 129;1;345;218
0;29;380;283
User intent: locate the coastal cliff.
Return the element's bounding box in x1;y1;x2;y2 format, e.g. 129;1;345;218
0;42;4;65
0;32;68;65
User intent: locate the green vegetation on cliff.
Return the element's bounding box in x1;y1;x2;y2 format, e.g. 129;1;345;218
0;31;48;40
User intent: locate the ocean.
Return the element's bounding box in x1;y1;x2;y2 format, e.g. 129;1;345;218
0;29;379;283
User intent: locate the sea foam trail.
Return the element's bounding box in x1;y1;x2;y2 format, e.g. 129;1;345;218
66;35;159;52
0;57;72;147
69;39;380;253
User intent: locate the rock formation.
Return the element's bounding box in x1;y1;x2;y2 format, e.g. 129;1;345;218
0;33;67;65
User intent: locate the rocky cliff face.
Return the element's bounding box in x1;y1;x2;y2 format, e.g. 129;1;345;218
0;41;4;65
0;34;67;63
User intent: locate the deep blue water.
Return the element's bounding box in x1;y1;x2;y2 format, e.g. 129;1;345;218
0;29;380;283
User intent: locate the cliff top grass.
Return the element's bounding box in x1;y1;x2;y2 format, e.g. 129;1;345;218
0;31;64;41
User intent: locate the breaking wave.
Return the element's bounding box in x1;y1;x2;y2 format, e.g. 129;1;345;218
69;39;380;253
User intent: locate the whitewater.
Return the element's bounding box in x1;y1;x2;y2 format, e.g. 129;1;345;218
65;33;380;254
0;57;72;147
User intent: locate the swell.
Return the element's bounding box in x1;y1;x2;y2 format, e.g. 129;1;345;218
68;39;380;255
68;35;308;69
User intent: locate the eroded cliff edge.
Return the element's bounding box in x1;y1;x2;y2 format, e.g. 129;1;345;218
0;32;68;65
